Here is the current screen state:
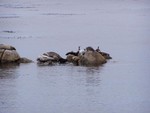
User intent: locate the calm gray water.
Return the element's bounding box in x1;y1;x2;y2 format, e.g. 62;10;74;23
0;0;150;113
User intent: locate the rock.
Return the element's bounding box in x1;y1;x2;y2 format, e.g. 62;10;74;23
0;44;32;64
19;57;33;63
37;60;53;66
66;54;79;65
79;50;107;66
0;49;20;63
66;46;107;67
77;46;107;66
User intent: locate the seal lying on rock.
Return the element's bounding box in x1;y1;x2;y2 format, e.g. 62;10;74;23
96;46;112;59
37;51;67;65
0;44;16;50
0;44;33;64
66;46;84;65
66;54;80;65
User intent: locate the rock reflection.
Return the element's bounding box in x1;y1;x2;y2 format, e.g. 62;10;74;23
85;67;102;86
0;63;19;79
0;14;19;18
85;66;102;74
85;75;101;86
76;66;103;87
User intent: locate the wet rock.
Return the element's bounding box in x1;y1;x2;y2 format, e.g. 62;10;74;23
79;47;107;66
0;44;32;64
37;60;53;66
66;46;109;67
0;49;20;63
19;57;33;63
66;54;79;65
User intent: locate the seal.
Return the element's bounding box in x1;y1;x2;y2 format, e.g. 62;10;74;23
37;51;67;65
0;44;16;50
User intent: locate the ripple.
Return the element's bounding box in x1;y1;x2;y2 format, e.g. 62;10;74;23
0;3;35;9
3;31;16;33
42;12;85;16
0;14;19;19
0;36;40;39
0;16;19;19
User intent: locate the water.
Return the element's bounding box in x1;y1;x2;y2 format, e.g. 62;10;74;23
0;0;150;113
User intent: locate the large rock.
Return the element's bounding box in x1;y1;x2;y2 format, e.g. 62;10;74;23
0;44;32;63
0;49;20;63
79;50;107;66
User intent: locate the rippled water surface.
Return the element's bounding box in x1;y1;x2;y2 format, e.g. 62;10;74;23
0;0;150;113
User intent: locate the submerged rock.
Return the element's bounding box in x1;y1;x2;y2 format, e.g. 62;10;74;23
19;57;33;63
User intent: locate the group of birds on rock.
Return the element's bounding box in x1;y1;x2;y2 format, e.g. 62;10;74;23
37;46;112;67
0;44;112;67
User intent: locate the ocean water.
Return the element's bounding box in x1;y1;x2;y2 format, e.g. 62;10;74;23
0;0;150;113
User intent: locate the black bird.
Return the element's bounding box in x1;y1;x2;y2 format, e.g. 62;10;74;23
66;46;80;56
96;46;112;59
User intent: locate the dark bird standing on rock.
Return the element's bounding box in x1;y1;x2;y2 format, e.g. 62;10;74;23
66;46;80;56
96;46;112;59
65;46;82;65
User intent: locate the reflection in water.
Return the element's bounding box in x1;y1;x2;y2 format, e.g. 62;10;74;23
85;66;102;74
76;66;103;86
42;12;85;16
85;74;101;86
0;15;19;19
27;65;103;113
0;64;19;113
0;0;150;112
0;63;20;79
0;3;35;9
85;67;102;86
36;64;102;88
